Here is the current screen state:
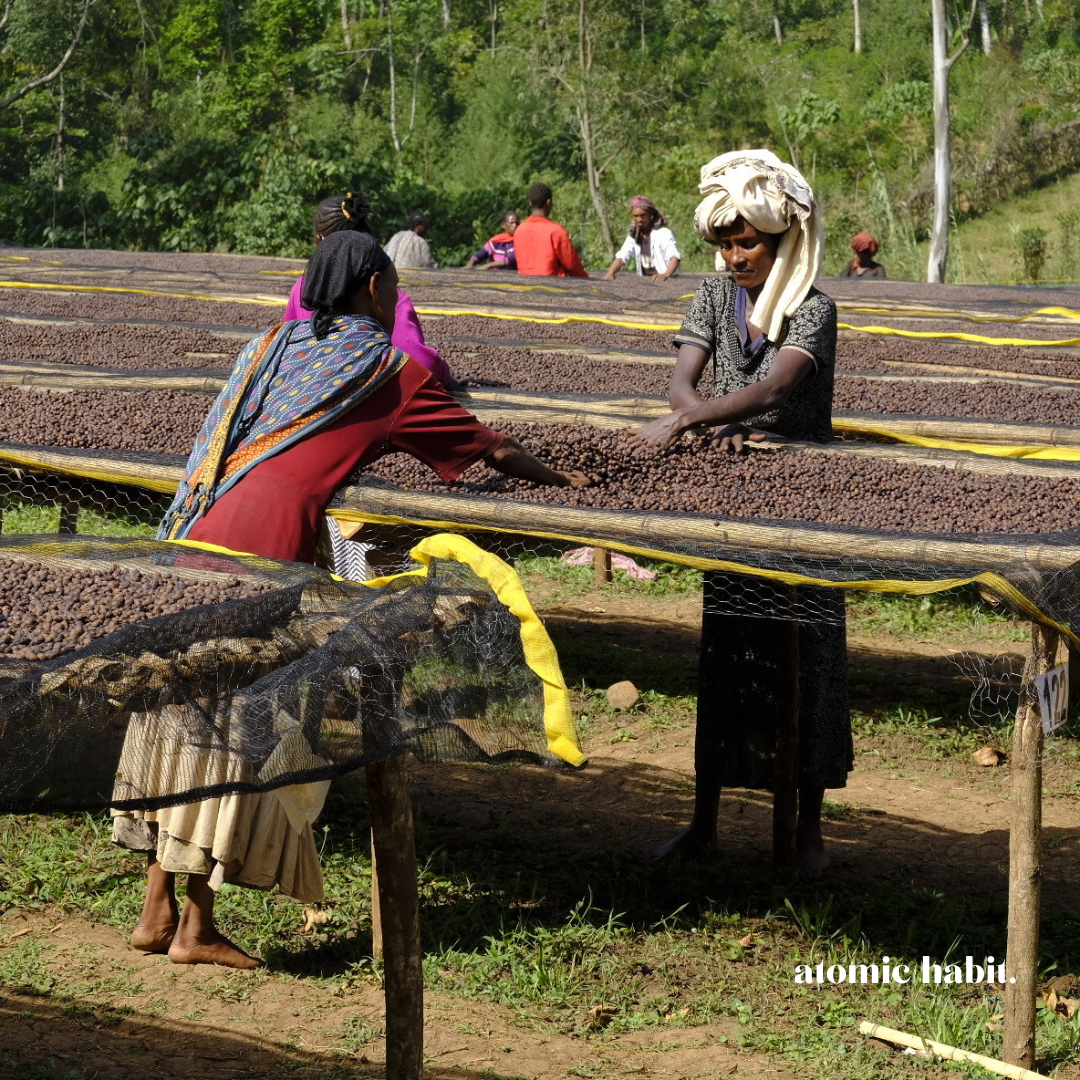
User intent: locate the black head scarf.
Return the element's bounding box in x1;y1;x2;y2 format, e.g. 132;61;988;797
301;231;393;340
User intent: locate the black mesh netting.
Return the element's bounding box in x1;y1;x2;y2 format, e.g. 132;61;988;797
0;534;570;815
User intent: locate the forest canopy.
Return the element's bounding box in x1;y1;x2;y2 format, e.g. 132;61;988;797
0;0;1078;276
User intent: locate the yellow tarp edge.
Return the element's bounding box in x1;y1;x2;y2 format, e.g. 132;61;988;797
831;418;1080;461
413;306;680;332
404;534;583;767
329;509;1080;650
838;321;1080;348
838;304;1080;325
3;276;1077;343
0;280;281;307
174;534;583;768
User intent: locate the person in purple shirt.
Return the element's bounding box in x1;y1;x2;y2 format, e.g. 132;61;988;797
465;211;519;270
283;191;459;390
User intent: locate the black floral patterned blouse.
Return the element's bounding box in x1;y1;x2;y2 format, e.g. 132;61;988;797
674;275;837;442
677;275;851;790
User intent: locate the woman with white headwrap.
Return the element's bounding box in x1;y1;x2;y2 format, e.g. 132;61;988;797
635;150;850;869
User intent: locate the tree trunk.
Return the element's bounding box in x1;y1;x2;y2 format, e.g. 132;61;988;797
576;0;614;258
388;4;400;151
55;73;65;192
979;0;991;53
386;4;417;155
773;1;783;44
488;0;497;56
852;0;862;53
927;0;952;284
341;0;352;50
442;0;450;25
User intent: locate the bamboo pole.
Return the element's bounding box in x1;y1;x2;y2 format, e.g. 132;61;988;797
333;480;1080;574
0;367;225;393
835;411;1080;449
1004;622;1058;1069
366;755;424;1080
859;1022;1051;1080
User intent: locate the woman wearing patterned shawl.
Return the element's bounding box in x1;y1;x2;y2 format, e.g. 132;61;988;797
113;231;589;969
634;149;850;870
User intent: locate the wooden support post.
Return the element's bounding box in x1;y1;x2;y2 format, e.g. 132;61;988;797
366;756;423;1080
772;614;801;869
58;499;79;535
1004;621;1057;1070
593;546;612;585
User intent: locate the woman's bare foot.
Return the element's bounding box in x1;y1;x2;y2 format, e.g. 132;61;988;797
794;788;830;872
168;873;262;968
131;856;179;952
794;834;831;872
649;825;718;862
129;919;178;954
168;930;262;969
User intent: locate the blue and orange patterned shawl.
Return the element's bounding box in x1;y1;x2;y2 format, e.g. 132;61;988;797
159;314;407;542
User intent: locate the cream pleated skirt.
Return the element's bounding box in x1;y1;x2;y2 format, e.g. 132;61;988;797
111;703;328;904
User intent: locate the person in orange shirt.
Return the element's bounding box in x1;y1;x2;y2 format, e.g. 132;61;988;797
513;183;589;278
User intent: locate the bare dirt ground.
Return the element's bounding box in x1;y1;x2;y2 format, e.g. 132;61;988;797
2;587;1069;1080
0;913;765;1080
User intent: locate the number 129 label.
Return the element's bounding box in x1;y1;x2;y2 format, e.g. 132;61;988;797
1035;665;1069;735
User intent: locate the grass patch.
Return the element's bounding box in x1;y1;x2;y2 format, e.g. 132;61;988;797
550;633;697;699
932;167;1080;285
514;546;702;603
846;586;1016;643
6;770;1080;1077
1;500;159;539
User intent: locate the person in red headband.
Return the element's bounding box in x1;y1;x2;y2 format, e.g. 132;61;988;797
842;232;886;278
603;196;681;283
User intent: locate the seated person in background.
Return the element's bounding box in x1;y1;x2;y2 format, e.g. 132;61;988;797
514;183;589;278
603;196;681;283
466;211;520;269
284;192;458;389
384;213;438;269
842;232;886;278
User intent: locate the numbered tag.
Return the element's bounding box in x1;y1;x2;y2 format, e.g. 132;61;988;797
1035;665;1069;735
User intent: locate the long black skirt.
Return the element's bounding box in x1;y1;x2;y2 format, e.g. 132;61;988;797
697;572;853;791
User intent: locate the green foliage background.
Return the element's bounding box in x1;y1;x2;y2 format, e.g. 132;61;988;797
1;0;1078;274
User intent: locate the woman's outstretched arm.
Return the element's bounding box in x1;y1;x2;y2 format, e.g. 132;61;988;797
486;437;592;488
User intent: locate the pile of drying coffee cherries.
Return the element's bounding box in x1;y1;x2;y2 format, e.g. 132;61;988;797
367;421;1080;535
445;344;672;396
0;319;242;370
833;376;1080;426
0;558;275;661
0;287;269;330
0;387;208;454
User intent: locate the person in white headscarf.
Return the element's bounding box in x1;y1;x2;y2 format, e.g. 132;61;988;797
633;150;850;870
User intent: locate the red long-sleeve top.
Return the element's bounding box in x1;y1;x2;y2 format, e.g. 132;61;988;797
513;215;589;278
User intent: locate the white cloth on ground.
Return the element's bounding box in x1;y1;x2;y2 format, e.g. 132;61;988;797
693;149;822;343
